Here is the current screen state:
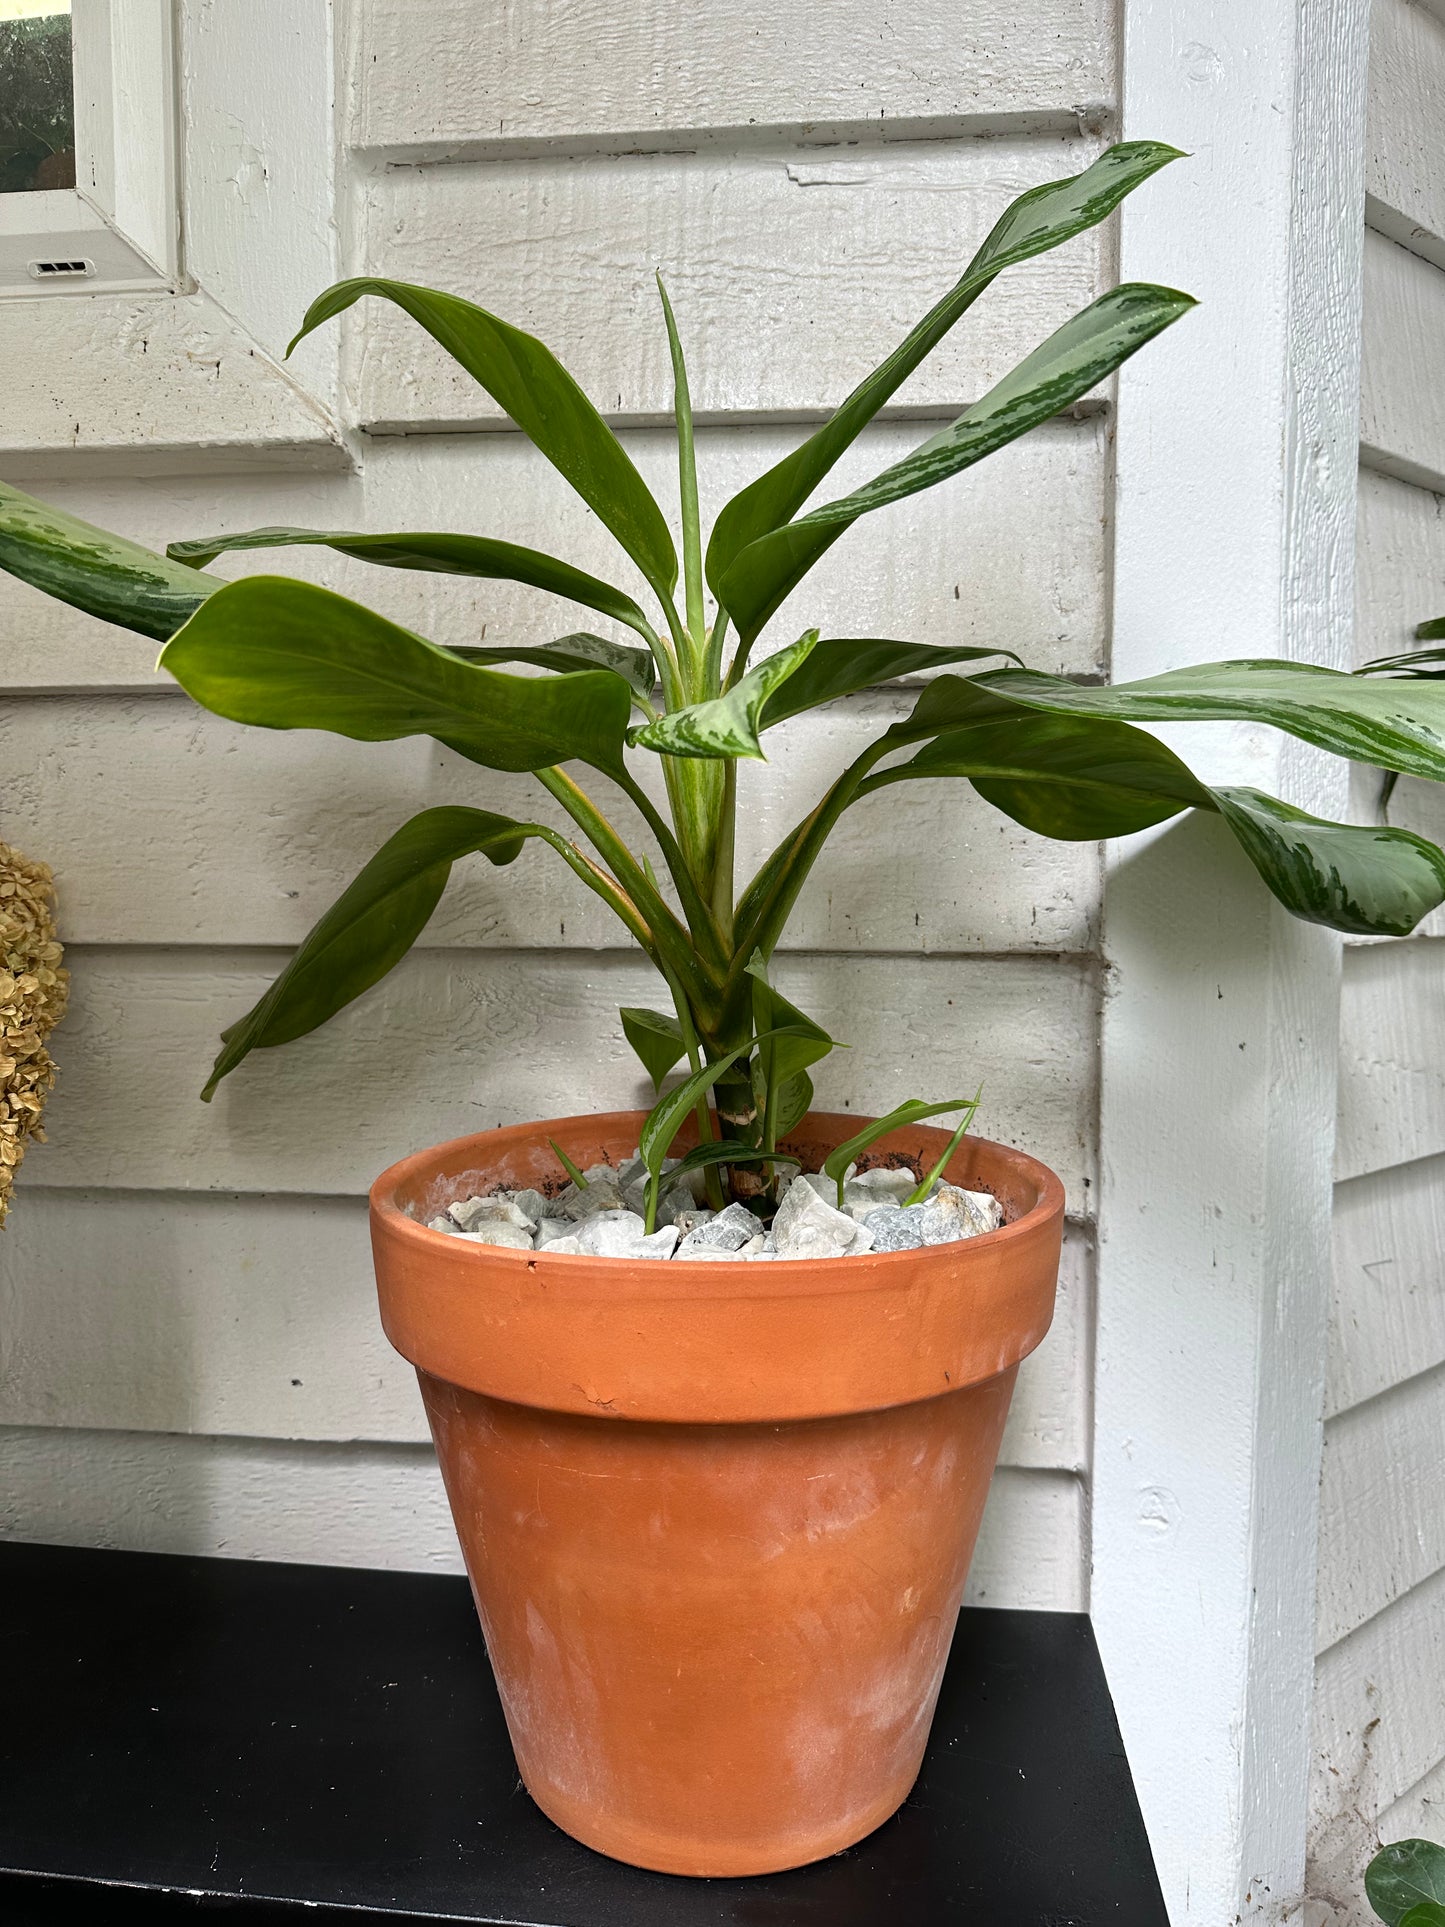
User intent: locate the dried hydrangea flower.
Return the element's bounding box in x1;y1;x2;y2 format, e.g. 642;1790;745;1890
0;843;68;1227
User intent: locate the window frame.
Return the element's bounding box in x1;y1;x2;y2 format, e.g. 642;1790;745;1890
0;0;177;298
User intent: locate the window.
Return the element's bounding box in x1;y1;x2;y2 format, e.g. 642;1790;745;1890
0;0;176;296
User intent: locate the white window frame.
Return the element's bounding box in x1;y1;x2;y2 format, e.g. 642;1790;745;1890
0;0;177;297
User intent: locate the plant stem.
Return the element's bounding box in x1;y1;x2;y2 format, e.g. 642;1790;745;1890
704;609;731;696
534;766;708;997
655;942;726;1210
611;764;728;971
710;760;736;939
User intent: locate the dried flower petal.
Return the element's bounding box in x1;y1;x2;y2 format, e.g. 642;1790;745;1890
0;845;67;1226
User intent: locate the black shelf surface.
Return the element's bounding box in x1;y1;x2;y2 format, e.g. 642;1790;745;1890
1;1538;1166;1925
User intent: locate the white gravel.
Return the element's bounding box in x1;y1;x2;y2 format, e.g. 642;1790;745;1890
419;1154;1003;1260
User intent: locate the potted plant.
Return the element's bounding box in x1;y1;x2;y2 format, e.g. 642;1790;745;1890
6;140;1445;1878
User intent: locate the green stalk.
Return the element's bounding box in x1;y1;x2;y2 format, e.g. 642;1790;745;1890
710;760;737;939
611;764;728;971
534;766;709;999
654;936;726;1211
704;609;731;697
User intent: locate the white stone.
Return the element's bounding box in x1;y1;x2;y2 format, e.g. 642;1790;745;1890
535;1234;584;1256
852;1166;918;1203
917;1183;1004;1245
770;1178;873;1259
512;1188;552;1227
453;1221;534;1250
534;1218;578;1247
675;1202;762;1255
448;1193;535;1232
567;1179;629;1222
425;1214;456;1233
574;1213;678;1260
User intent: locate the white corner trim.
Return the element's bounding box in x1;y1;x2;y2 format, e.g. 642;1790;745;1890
0;286;347;478
1097;2;1370;1922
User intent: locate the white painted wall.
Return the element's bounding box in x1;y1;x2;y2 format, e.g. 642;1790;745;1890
1307;9;1445;1915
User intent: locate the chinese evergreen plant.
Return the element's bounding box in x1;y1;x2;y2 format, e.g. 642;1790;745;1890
6;142;1445;1216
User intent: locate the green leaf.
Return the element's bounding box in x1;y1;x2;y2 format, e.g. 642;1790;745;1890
873;686;1445;937
620;1006;688;1090
1398;1902;1445;1926
980;659;1445;784
744;953;835;1130
666;1140;801;1183
159;575;632;777
164;524;654;640
0;479;221;641
1211;787;1445;937
638;1027;803;1180
877;707;1207;837
718;283;1196;642
657;275;706;647
1416;618;1445;642
549;1139;590;1189
822;1098;984;1209
705;141;1184;596
630;630;820;760
455;633;656;703
904;1088;984;1204
759;636;1023;730
1366;1840;1445;1925
772;1070;815;1139
202;806;539;1097
286;279;677;599
1361;640;1445;678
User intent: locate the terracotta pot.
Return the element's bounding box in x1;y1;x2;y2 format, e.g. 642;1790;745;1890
370;1111;1064;1878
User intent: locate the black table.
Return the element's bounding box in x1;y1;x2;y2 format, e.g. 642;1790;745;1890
0;1539;1166;1925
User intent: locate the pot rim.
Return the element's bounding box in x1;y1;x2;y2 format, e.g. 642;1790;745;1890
370;1111;1065;1421
369;1108;1064;1292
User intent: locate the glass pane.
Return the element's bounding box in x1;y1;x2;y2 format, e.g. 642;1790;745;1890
0;2;74;196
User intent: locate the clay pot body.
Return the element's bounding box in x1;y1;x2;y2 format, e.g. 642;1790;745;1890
370;1112;1064;1877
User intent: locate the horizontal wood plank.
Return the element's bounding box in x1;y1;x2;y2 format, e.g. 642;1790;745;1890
0;1425;1086;1611
1336;938;1445;1181
351;0;1113;156
0;291;344;479
0;418;1107;689
0;1192;1091;1469
353;137;1105;430
1376;1753;1445;1857
1312;1564;1445;1826
1366;0;1445;271
1361;228;1445;493
1353;464;1445;668
28;947;1098;1205
1;691;1098;957
1330;1155;1445;1416
1316;1363;1445;1649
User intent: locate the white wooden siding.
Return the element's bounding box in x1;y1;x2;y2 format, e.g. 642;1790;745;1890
351;137;1105;432
0;1425;1088;1611
1364;0;1445;273
0;1193;1091;1471
1330;1155;1445;1416
1361;228;1445;492
0;9;1117;1627
0;694;1099;957
1310;6;1445;1909
350;0;1113;156
0;420;1108;692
